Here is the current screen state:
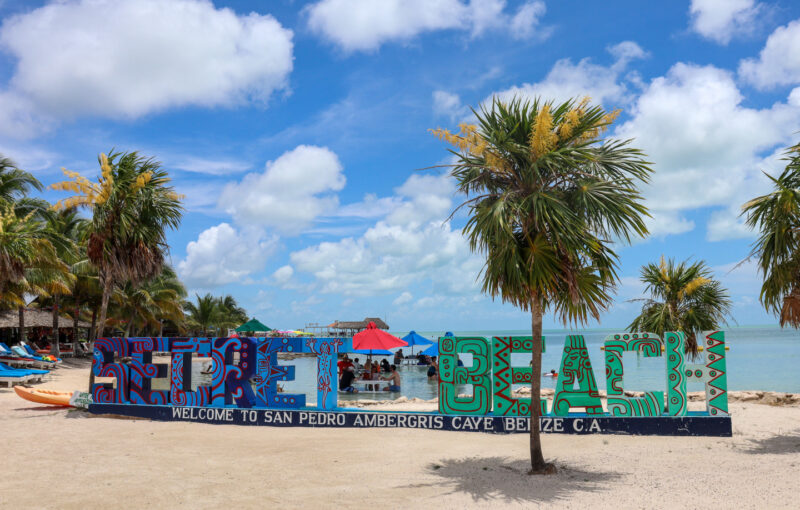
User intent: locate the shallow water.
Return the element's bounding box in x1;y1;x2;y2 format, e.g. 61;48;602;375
160;326;799;403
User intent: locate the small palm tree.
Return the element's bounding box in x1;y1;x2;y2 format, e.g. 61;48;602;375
742;141;800;327
0;204;72;345
628;257;732;352
184;293;220;336
433;97;652;473
0;155;48;216
214;295;248;335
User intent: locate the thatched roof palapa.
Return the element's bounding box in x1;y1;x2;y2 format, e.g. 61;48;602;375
329;317;389;331
0;309;92;329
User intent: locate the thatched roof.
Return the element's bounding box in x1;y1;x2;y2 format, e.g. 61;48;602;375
329;317;389;331
0;308;91;329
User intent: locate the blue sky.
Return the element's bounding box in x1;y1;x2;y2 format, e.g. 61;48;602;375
1;0;799;331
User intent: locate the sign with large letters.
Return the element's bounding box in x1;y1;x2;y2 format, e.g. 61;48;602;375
87;331;732;436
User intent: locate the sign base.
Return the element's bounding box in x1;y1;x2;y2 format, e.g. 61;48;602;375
88;404;732;436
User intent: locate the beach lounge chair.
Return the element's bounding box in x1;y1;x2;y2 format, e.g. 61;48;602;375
22;343;61;362
0;345;33;368
2;343;56;370
0;361;49;377
0;365;32;387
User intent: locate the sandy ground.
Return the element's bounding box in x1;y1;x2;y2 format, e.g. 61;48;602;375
1;360;799;509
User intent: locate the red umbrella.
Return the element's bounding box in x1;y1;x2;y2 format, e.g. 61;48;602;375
353;322;407;352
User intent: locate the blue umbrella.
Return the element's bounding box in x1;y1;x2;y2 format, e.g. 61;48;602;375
420;332;454;358
400;330;433;356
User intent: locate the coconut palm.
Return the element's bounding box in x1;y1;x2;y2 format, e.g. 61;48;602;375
433;97;652;473
51;150;184;339
742;141;800;327
40;208;84;355
214;295;248;335
184;293;219;336
0;155;48;216
111;266;185;336
628;257;732;352
0;205;72;345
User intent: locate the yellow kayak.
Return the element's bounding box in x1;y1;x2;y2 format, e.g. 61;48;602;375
14;386;73;407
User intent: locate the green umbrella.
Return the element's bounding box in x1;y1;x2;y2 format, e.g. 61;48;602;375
235;318;272;333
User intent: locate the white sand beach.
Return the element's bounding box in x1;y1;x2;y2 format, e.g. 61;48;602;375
1;360;798;509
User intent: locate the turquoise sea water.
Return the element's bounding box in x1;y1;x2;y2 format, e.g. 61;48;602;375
184;326;799;402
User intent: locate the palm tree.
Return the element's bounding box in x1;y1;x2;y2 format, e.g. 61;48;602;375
40;208;84;355
433;97;652;473
51;151;184;339
184;293;219;336
0;155;48;216
214;295;248;335
111;266;185;336
0;204;72;345
742;141;800;327
628;257;732;352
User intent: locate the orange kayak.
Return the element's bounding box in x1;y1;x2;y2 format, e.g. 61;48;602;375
14;386;73;407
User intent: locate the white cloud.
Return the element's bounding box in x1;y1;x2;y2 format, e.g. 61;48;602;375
173;158;251;176
272;265;294;286
178;223;277;288
219;145;346;233
0;0;293;131
487;41;647;107
689;0;762;44
433;90;469;121
615;63;800;241
739;19;800;89
305;0;546;52
509;1;547;40
290;172;481;297
393;291;414;305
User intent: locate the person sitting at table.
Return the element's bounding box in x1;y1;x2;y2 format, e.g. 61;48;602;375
337;355;353;376
417;354;430;366
340;366;359;393
380;359;391;372
394;349;404;364
352;357;363;371
381;365;401;392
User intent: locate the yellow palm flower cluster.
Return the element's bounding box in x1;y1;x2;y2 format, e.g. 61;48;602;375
679;277;710;300
529;98;621;159
529;105;557;159
578;109;621;144
0;205;34;234
130;171;153;192
659;255;669;282
430;123;509;172
50;153;116;210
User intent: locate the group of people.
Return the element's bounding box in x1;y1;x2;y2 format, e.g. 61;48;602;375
337;355;401;393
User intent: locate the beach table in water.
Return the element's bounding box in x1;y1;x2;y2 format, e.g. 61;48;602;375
348;379;394;393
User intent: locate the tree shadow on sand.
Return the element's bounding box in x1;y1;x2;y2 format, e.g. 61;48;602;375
739;431;800;455
403;456;618;504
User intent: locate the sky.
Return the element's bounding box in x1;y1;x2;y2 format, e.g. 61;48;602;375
1;0;799;332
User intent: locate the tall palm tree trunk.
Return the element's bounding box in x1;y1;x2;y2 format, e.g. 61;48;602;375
529;296;547;472
90;308;97;342
89;276;113;393
123;310;135;337
51;294;60;357
73;304;79;348
18;306;25;345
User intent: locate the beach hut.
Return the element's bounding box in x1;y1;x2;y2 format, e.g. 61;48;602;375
328;317;390;337
235;318;272;336
0;308;92;353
